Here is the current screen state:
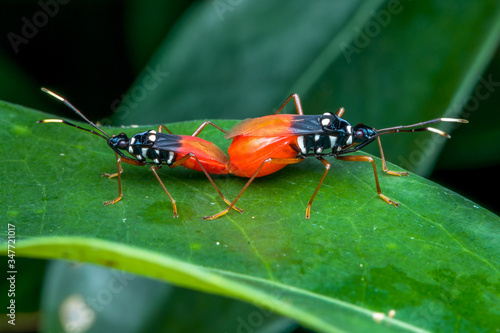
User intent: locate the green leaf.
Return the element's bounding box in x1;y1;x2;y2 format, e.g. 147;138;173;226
2;101;499;332
114;0;500;177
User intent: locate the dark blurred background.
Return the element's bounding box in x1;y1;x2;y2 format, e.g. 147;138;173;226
0;1;191;119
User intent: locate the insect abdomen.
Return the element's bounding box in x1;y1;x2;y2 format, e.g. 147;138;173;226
169;135;230;174
229;135;297;177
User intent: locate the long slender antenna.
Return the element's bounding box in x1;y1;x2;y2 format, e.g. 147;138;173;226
377;118;468;139
37;118;109;140
40;87;112;139
338;117;468;155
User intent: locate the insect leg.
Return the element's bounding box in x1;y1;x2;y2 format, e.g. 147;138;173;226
102;154;145;205
335;107;345;117
102;155;144;178
377;137;409;176
101;160;123;179
305;157;331;219
157;121;227;137
202;157;305;221
150;165;179;218
157;125;173;134
274;93;304;115
169;153;243;213
190;121;227;137
102;153;124;205
336;154;399;207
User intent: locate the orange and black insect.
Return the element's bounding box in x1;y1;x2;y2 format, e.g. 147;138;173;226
38;88;241;218
203;93;467;220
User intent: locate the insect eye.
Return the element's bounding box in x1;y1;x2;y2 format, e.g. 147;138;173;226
117;139;128;149
355;130;365;139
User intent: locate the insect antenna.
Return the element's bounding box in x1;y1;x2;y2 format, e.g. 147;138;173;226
376;118;468;139
38;87;112;140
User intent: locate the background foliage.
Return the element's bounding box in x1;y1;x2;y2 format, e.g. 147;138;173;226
0;1;499;332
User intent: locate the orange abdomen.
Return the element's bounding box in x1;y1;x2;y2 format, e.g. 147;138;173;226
176;136;230;174
228;135;299;178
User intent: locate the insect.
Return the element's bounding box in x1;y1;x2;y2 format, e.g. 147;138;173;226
203;93;467;220
38;88;242;218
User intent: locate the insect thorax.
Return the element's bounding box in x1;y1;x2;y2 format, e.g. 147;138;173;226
127;130;176;166
296;130;352;156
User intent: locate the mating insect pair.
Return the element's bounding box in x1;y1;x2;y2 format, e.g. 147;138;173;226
39;89;467;220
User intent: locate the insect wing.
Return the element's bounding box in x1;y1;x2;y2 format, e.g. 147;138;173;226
225;114;322;138
151;133;183;151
